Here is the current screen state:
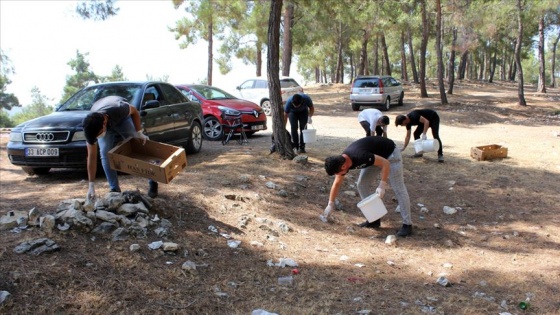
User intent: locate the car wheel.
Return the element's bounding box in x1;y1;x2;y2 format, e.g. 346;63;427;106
203;116;223;141
21;167;50;176
185;120;203;154
382;97;391;111
261;100;272;116
351;103;360;111
398;92;404;106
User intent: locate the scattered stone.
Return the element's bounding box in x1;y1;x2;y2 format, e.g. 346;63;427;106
277;221;292;233
0;210;28;231
40;215;55;233
250;241;264;247
238;215;250;228
265;181;277;189
181;260;197;274
293;155;308;164
28;208;41;226
130;244;141;252
436;276;451;287
343;190;357;197
111;227;128;241
148;241;163;250
57;223;70;231
14;238;60;255
443;206;457;215
208;225;218;233
227;240;241;248
162;242;179;252
420;207;429;213
442;262;453;269
117;202;149;216
276;189;289;197
0;291;11;305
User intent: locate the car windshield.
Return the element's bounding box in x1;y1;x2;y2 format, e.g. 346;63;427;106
57;83;143;111
280;79;300;88
354;79;379;88
191;85;236;100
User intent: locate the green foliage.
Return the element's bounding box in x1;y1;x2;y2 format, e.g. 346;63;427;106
100;65;127;82
0;109;14;128
61;51;100;103
0;50;20;110
76;0;119;21
12;87;54;125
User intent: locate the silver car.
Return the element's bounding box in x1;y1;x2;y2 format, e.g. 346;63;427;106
234;77;304;116
350;75;404;111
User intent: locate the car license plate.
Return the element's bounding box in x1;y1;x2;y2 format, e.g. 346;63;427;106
251;125;264;130
25;148;59;157
359;88;374;94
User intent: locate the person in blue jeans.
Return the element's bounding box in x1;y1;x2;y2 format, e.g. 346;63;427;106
321;136;412;237
284;93;314;153
83;96;158;200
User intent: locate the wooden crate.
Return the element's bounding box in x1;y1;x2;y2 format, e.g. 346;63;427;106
108;138;187;183
470;144;508;161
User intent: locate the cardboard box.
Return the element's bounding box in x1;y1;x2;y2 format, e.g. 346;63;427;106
108;138;187;184
470;144;508;161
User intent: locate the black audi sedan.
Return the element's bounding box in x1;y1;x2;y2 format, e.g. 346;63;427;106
7;81;203;175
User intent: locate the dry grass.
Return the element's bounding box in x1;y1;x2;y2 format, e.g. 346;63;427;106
1;80;559;314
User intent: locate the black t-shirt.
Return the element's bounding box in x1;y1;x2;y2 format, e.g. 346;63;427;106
90;96;131;128
406;109;438;130
342;137;396;170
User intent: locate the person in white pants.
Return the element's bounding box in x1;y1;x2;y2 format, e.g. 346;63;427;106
321;136;412;237
357;108;390;138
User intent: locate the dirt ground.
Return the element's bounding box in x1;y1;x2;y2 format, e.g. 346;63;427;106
1;80;559;315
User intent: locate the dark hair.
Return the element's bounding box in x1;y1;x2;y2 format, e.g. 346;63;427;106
380;115;390;126
395;115;406;127
83;112;105;144
292;94;302;106
324;155;346;176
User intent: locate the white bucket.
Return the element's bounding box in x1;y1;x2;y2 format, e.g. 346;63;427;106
302;128;317;143
356;193;388;222
414;139;439;154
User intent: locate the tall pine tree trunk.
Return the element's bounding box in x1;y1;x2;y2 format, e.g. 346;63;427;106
281;3;294;77
407;27;419;83
419;0;429;98
207;21;213;86
400;30;408;81
550;31;560;88
381;32;391;76
435;0;447;104
447;28;457;94
514;0;526;105
537;16;546;93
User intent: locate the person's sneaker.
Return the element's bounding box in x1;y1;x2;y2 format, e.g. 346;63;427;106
358;219;381;229
110;188;121;193
396;224;413;237
438;154;444;163
148;181;158;198
412;153;423;158
298;147;306;154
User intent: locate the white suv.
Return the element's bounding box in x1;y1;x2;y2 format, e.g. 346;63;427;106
234;77;303;116
350;75;404;111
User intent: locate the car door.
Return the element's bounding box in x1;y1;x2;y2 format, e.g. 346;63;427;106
388;77;401;102
157;83;194;145
140;84;176;143
236;79;258;103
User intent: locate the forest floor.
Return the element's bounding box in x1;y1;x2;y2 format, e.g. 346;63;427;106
1;79;560;315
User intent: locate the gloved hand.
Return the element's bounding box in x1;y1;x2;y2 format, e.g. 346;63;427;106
308;117;313;124
421;133;427;140
135;130;149;145
319;200;334;222
87;182;95;201
376;181;388;198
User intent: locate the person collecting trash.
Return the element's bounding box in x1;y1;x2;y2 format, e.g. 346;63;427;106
357;108;390;137
395;109;444;162
283;93;314;154
321;136;413;237
82;95;159;200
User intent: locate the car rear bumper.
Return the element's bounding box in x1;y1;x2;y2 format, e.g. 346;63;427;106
350;95;384;104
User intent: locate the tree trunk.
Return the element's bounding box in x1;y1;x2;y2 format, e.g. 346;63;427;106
419;0;429;98
537;16;546;93
447;28;457;94
373;35;379;75
336;22;344;83
268;0;295;159
256;40;262;77
550;30;560;88
407;27;418;83
488;49;497;83
400;30;408;81
514;0;526;106
281;2;294;77
359;29;369;76
207;20;213;86
381;32;391;76
458;51;468;80
500;46;506;81
435;0;447;104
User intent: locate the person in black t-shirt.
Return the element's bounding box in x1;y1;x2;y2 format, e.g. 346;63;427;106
322;137;413;237
395;109;444;162
284;93;314;154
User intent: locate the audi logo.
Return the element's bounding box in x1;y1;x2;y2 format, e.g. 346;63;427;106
34;132;55;142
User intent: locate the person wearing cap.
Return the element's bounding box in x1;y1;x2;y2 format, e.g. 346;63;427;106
321;136;413;237
357;108;390;137
284;93;314;154
82;95;158;200
395;109;444;162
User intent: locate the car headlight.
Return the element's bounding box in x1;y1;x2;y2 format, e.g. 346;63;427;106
218;106;241;116
72;131;86;141
9;132;22;142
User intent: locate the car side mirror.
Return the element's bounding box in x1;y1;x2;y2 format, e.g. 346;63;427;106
142;100;160;110
236;86;241;90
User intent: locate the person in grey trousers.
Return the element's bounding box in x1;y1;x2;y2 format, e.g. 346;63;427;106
321;136;412;237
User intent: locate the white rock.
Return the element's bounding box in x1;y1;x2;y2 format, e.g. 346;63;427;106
227;240;241;248
148;241;163;250
130;244;141;252
162;242;179;251
443;206;457;214
385;235;397;245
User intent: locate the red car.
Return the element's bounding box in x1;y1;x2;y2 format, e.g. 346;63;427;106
176;84;267;141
